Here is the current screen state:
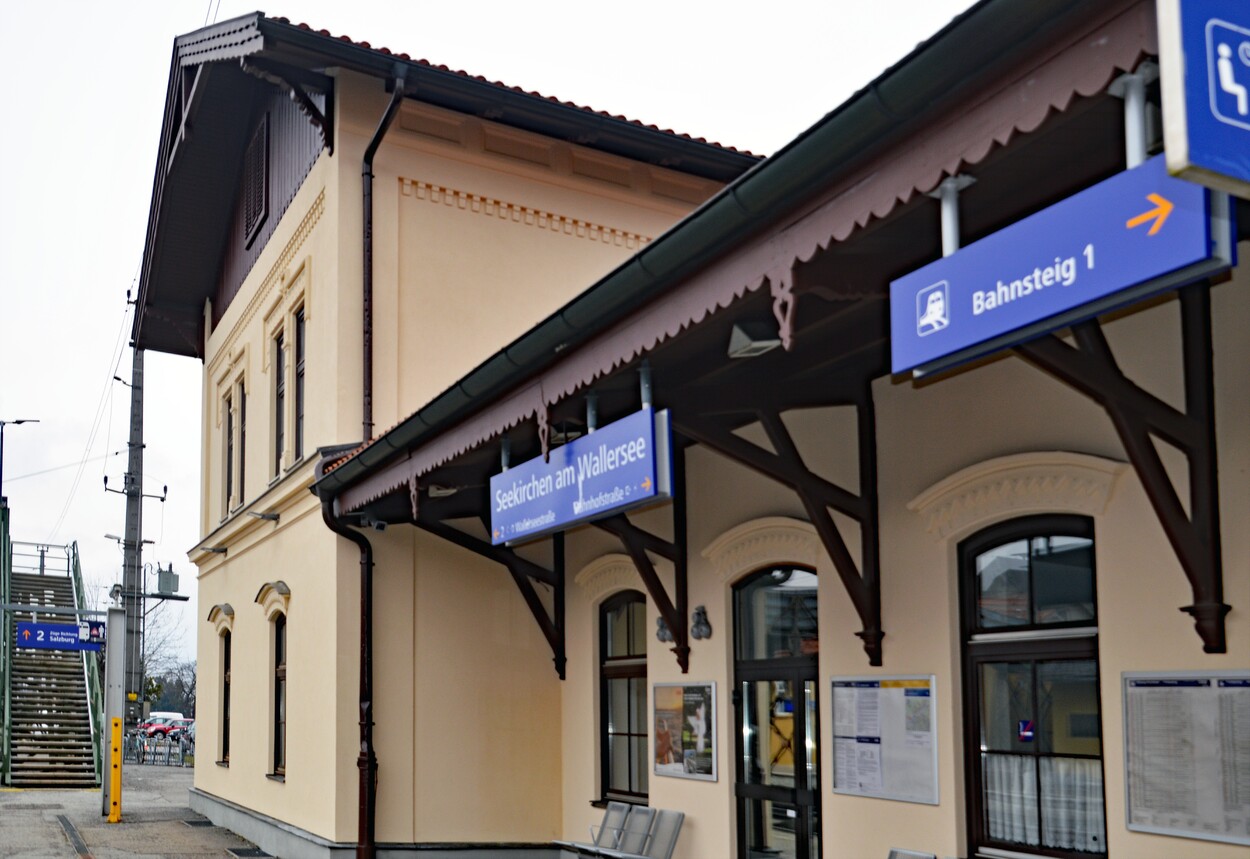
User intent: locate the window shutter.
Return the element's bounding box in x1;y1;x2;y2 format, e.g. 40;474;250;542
243;116;269;247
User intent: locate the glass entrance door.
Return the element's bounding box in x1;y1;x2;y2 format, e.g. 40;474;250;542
734;568;821;859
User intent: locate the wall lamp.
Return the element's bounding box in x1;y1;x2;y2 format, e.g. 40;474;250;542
690;605;713;640
727;321;781;359
656;617;674;643
248;511;280;522
655;606;714;642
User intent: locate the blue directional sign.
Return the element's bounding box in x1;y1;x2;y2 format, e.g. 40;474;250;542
891;155;1234;375
16;621;105;652
1160;0;1250;197
491;407;672;545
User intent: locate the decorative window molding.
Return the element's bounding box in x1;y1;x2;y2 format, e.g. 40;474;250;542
908;451;1127;541
702;517;821;584
211;190;322;370
255;580;291;619
207;603;235;636
574;553;642;605
399;177;652;251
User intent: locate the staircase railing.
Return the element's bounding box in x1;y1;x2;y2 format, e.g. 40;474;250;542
69;541;104;783
1;504;11;786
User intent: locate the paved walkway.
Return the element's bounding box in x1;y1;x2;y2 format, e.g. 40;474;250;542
0;765;258;858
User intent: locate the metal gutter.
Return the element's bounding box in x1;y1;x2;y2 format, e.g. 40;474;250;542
315;0;1112;500
362;70;407;442
316;447;378;859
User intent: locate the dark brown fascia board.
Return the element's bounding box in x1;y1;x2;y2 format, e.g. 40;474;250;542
254;16;761;182
314;0;1122;502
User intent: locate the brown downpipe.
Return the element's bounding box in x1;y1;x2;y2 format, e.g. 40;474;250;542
362;70;407;442
319;490;377;859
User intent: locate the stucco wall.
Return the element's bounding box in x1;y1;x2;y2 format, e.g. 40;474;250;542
193;69;715;847
557;268;1249;859
334;72;719;435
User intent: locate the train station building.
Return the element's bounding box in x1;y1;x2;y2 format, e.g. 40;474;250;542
131;1;1248;857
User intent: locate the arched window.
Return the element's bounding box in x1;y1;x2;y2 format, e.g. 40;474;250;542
220;630;232;764
600;590;646;802
960;515;1106;858
273;613;287;777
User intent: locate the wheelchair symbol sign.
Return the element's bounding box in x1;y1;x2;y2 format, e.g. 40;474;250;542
1208;19;1250;131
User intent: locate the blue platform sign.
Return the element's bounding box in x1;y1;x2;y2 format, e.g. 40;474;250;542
16;621;105;652
891;155;1234;375
490;407;672;545
1160;0;1250;197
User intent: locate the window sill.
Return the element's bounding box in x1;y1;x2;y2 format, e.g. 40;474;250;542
266;773;285;783
593;796;647;808
216;760;229;768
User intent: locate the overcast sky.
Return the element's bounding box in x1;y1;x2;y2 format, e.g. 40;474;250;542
0;0;974;662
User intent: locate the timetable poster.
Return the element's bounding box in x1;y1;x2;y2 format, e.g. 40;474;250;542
1124;672;1250;846
832;676;938;804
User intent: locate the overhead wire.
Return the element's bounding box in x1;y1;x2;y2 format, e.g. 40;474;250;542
6;449;125;482
203;0;222;27
47;293;134;541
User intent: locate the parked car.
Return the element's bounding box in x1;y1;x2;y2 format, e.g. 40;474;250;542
165;718;195;739
139;715;181;737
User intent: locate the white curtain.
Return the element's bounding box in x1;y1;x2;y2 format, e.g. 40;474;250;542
1041;756;1106;852
984;754;1038;845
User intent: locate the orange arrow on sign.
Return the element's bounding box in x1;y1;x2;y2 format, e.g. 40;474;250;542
21;629;30;641
641;476;652;491
1126;193;1174;236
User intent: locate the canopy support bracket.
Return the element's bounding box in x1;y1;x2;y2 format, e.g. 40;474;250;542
1014;281;1228;653
593;437;689;672
675;387;883;665
415;517;566;678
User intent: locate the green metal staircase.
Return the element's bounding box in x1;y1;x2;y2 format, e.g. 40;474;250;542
1;507;103;787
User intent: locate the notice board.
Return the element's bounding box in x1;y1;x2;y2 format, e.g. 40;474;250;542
832;675;938;804
1123;671;1250;846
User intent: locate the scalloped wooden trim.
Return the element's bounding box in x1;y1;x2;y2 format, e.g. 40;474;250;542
701;517;820;583
573;553;642;604
907;451;1127;540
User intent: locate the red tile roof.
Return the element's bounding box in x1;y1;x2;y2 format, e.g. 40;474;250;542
270;17;758;158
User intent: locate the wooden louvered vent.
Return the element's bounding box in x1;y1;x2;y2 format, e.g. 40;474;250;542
243;115;269;248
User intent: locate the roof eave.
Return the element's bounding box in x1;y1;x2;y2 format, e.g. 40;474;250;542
312;0;1128;500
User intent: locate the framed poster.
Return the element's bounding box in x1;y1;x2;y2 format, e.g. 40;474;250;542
654;682;716;781
1123;671;1250;846
831;675;938;804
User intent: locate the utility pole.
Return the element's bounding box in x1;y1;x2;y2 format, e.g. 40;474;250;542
121;347;145;729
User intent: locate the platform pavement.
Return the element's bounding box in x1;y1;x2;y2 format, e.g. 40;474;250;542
0;765;260;858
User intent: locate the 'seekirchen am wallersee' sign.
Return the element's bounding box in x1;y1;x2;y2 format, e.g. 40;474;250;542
490;407;672;545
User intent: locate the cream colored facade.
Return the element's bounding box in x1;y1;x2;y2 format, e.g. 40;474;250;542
190;69;722;845
553;276;1250;858
150;5;1250;859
